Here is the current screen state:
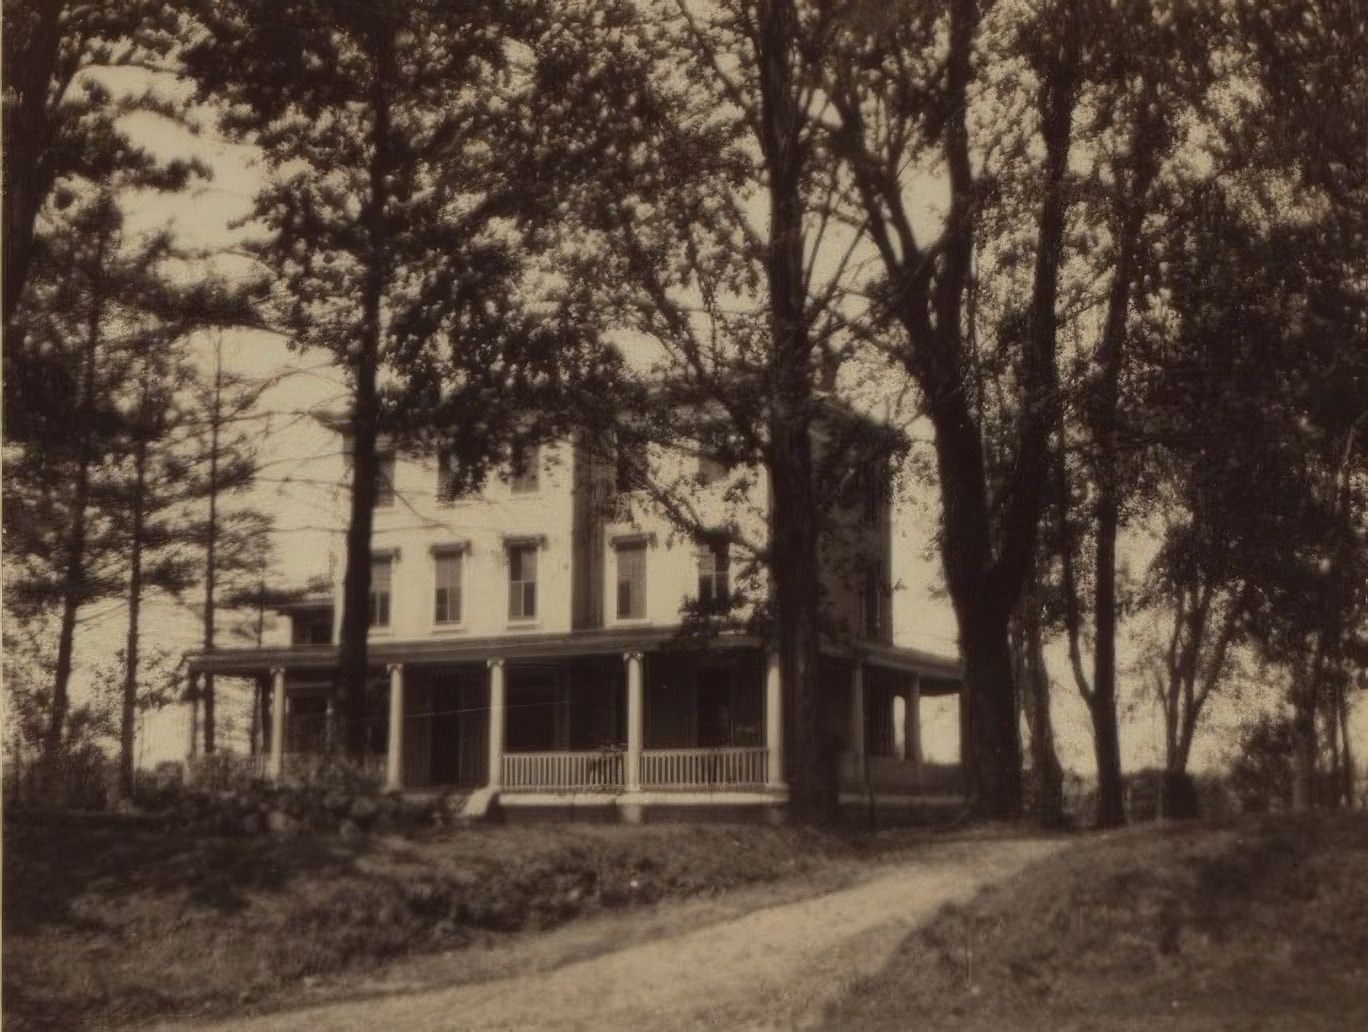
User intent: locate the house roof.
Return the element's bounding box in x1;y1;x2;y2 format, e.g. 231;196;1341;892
185;626;962;689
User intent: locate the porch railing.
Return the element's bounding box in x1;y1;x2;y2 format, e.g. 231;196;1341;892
502;750;625;791
640;747;768;789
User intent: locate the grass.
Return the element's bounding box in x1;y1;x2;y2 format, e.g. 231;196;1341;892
820;813;1368;1032
3;818;930;1031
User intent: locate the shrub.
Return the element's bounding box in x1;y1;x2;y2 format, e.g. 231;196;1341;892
1228;714;1295;813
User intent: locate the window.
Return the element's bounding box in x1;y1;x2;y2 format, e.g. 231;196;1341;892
697;542;730;612
510;442;539;493
434;551;463;624
290;609;332;645
698;454;727;485
863;562;886;640
375;452;396;508
508;544;537;620
616;540;647;620
370;557;393;628
436;447;457;503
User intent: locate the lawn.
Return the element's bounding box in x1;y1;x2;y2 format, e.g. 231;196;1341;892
2;818;927;1031
820;813;1368;1032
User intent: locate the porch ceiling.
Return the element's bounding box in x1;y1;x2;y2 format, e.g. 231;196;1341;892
185;626;763;677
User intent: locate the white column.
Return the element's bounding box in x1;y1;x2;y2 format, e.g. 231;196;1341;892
268;667;286;782
850;659;866;771
905;674;923;783
487;659;506;791
625;652;644;792
386;664;405;791
765;650;784;789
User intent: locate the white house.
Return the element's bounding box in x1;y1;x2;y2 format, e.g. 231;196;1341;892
188;416;964;820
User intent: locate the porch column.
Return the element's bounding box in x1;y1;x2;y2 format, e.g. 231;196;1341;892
186;671;201;761
625;651;643;792
850;659;866;774
765;650;784;789
959;682;971;784
268;667;286;782
905;674;923;785
487;659;506;791
386;664;405;791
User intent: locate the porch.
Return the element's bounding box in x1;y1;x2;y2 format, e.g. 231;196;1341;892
186;627;964;816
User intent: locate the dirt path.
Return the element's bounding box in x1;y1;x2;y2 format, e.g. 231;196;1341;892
159;835;1066;1032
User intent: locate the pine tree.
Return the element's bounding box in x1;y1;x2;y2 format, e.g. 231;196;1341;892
183;0;620;758
2;0;208;439
178;335;274;755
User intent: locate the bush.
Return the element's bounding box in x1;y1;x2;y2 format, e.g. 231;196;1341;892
134;777;440;838
1229;714;1295;813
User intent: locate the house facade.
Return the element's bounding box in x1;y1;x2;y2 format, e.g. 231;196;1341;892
188;422;965;820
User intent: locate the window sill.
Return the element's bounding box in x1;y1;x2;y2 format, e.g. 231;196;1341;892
505;620;542;631
431;623;466;635
368;627;395;638
610;617;652;628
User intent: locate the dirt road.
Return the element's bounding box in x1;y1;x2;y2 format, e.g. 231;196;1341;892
159;835;1065;1032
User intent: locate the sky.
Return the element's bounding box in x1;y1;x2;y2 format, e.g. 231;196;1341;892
59;47;1345;781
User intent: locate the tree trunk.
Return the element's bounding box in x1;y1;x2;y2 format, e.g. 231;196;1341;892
1086;188;1145;828
958;609;1023;816
335;22;395;760
1091;484;1126;827
45;221;110;764
770;420;828;821
1291;685;1317;812
1292;636;1330;811
2;0;64;334
1339;680;1356;808
202;342;223;754
754;0;831;822
120;433;148;799
1017;585;1065;825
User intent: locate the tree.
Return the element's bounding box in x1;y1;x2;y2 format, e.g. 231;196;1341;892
1231;0;1368;811
179;335;274;754
1011;562;1066;825
2;0;207;439
1148;177;1366;812
185;0;621;758
556;0;918;821
4;195;148;764
110;349;197;796
817;0;1092;816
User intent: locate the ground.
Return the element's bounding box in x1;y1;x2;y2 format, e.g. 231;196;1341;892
147;831;1061;1032
7;815;1367;1031
2;817;984;1031
821;812;1368;1032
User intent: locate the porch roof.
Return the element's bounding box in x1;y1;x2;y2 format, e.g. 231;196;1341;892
852;641;963;694
185;626;763;677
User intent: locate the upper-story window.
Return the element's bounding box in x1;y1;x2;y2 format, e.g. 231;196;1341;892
697;542;730;612
615;540;647;620
370;556;394;628
510;442;539;494
290;608;333;645
697;454;727;485
433;549;463;625
375;452;396;507
508;543;538;620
